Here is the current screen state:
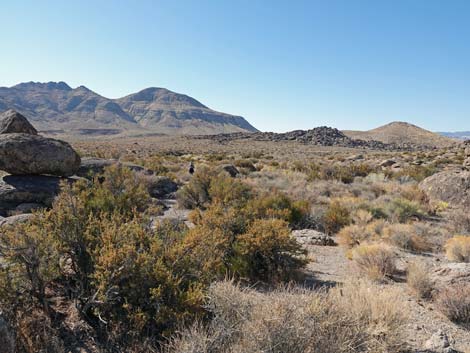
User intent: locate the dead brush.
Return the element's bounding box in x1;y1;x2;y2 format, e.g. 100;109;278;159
406;261;433;299
164;280;408;353
435;283;470;326
351;243;397;282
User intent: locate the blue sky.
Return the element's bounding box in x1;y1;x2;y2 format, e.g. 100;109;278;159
1;0;469;132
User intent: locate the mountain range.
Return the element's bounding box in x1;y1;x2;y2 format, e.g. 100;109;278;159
437;131;470;141
0;82;258;135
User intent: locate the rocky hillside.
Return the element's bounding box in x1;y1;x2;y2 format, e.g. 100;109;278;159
0;82;257;136
343;121;456;148
197;126;404;150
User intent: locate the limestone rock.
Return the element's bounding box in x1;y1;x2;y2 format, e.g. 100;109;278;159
0;213;34;227
0;109;37;135
419;171;470;208
291;229;336;246
0;133;80;176
423;330;461;353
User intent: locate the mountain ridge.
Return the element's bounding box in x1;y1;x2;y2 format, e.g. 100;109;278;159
0;81;258;135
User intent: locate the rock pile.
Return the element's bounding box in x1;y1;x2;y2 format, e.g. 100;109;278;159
463;141;470;170
0;110;81;217
195;127;408;151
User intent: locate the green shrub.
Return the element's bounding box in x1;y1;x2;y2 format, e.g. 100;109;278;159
323;201;351;235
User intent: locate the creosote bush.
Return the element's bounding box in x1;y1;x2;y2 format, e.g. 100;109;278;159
0;165;309;351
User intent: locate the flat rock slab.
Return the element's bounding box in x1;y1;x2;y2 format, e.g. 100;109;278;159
0;175;77;215
0;133;81;176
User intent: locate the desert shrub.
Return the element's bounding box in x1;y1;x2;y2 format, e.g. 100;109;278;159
337;220;386;248
234;159;257;172
78;164;151;217
245;191;310;229
445;235;470;262
177;166;214;209
184;205;307;284
383;223;432;253
322;200;351;235
235;219;307;282
394;165;437;182
407;261;433;299
351;244;397;282
209;173;252;208
385;198;425;223
164;280;408;353
436;283;470;325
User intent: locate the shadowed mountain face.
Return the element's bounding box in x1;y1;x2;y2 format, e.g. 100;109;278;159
0;82;258;135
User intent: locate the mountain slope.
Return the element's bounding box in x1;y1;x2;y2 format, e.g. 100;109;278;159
343;121;456;148
0;82;257;135
116;87;257;134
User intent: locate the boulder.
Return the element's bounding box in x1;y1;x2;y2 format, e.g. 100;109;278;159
77;158;153;178
0;175;77;215
380;159;397;168
422;330;461;353
0;133;80;176
0;213;34;227
419;171;470;208
146;176;178;198
291;229;336;246
218;164;240;178
0;313;15;353
0;109;37;135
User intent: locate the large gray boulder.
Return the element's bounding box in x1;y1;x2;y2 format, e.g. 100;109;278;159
0;175;77;215
0;109;37;135
419;171;470;208
0;133;80;176
146;176;178;198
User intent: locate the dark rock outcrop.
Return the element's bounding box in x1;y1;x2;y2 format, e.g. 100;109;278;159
196;127;407;151
218;164;240;177
0;109;37;135
419;171;470;208
0;133;81;176
0;175;77;215
147;176;178;198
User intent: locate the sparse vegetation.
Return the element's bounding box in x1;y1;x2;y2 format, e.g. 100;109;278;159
445;235;470;262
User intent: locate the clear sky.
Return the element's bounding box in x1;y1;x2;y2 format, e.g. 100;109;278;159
1;0;469;132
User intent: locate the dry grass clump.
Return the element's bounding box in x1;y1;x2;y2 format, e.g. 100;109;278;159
351;243;397;282
445;235;470;262
435;283;470;325
407;261;433;299
164;280;408;353
337;219;386;248
383;223;432;253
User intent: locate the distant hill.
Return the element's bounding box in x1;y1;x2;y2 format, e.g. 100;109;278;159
0;82;258;136
343;121;456;148
438;131;470;141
